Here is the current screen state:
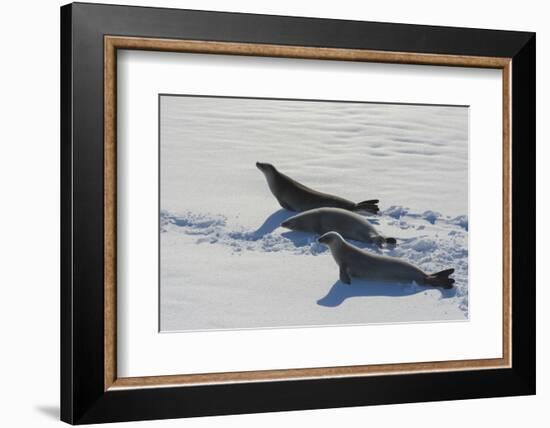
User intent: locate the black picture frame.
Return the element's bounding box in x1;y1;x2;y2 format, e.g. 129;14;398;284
61;2;535;424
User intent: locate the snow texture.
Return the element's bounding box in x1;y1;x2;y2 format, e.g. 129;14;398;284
160;96;469;331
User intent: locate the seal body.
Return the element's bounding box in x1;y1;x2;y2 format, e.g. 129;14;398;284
256;162;379;214
281;207;395;247
318;232;454;288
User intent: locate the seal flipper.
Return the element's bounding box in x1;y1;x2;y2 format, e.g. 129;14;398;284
424;268;455;289
339;264;352;284
353;200;380;215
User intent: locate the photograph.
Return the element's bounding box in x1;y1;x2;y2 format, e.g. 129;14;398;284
55;1;536;425
159;95;469;332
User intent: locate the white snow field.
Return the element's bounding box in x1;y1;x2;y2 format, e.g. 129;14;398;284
160;96;469;332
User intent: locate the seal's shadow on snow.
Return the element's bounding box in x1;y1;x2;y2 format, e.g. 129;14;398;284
254;209;327;251
280;230;327;250
317;280;457;307
252;209;295;238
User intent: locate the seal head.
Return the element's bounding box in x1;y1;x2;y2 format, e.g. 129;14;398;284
318;231;343;245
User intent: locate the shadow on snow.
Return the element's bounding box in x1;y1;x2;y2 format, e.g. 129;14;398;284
251;209;295;238
317;279;457;307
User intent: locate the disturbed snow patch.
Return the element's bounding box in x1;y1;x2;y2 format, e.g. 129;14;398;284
161;206;469;315
161;210;326;255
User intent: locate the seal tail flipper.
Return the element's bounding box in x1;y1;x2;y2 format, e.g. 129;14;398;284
353;199;380;215
424;268;455;289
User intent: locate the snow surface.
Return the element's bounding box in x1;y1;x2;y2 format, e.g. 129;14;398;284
160;96;468;332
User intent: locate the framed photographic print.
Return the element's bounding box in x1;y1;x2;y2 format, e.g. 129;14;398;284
60;2;536;424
